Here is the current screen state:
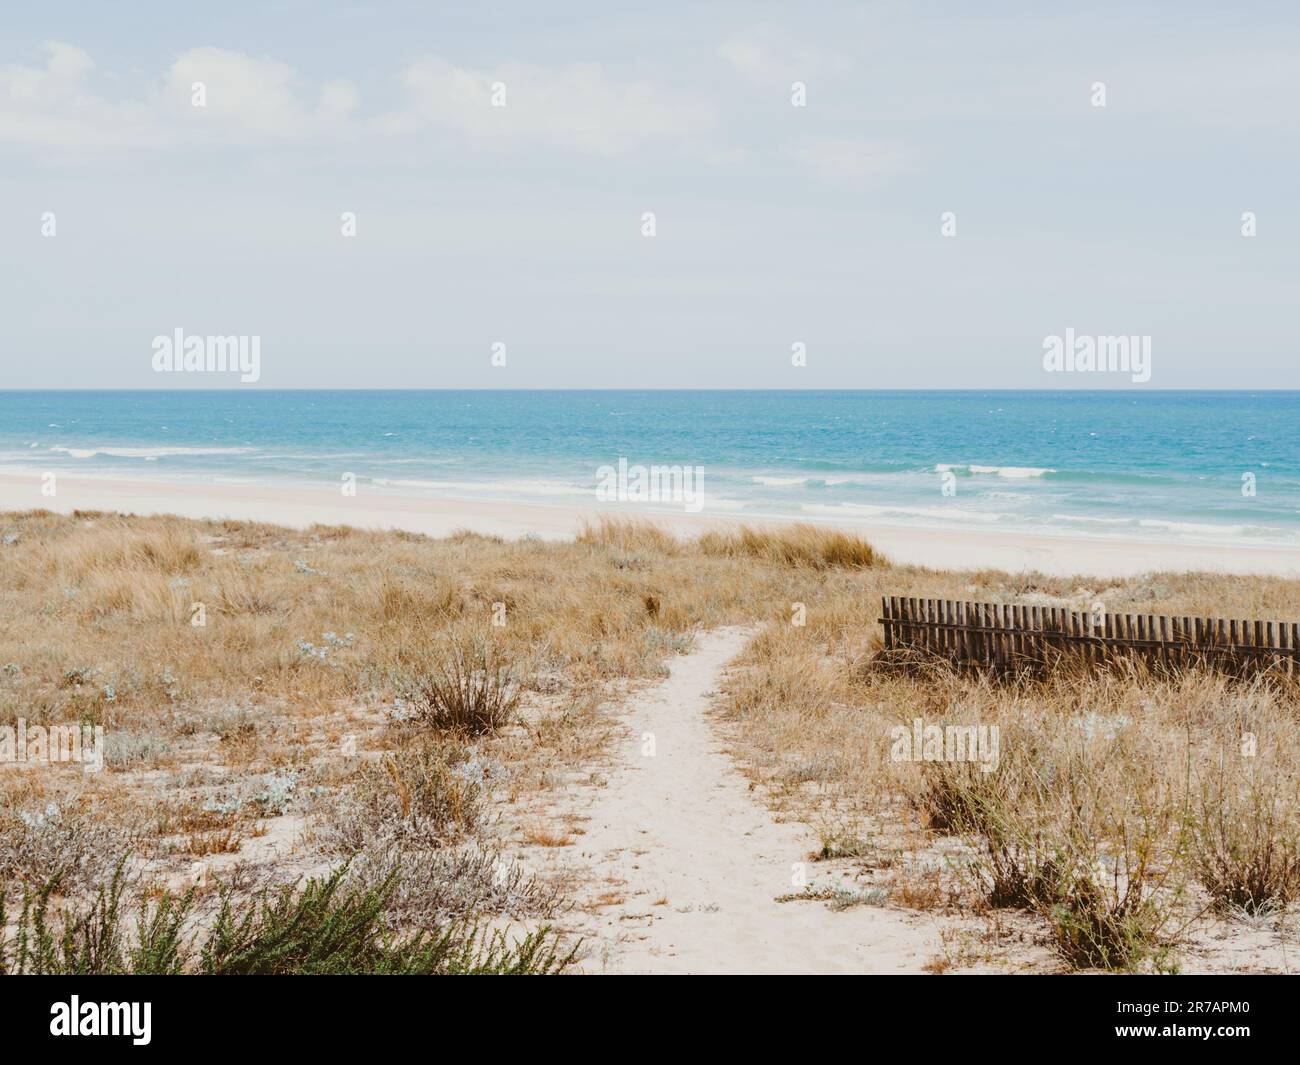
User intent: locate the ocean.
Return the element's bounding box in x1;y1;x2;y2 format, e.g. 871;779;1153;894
1;390;1297;548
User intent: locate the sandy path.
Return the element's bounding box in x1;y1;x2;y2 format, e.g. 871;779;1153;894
563;627;940;974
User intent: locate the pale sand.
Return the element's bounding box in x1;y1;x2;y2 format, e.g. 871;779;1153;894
552;629;1292;974
4;471;1299;578
561;628;941;974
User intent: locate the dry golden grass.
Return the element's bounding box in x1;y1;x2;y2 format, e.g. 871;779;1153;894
521;821;576;848
3;509;1299;971
698;522;883;569
186;827;244;857
577;516;682;556
714;574;1300;971
0;510;835;913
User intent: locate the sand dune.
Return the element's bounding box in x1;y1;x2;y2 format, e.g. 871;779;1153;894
4;471;1299;578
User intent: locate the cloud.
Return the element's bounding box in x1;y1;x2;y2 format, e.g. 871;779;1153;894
41;40;93;83
789;135;911;183
390;57;711;154
0;42;359;150
3;40;93;104
165;48;306;134
0;41;155;148
1;43;705;157
317;79;360;123
718;30;848;84
717;37;772;79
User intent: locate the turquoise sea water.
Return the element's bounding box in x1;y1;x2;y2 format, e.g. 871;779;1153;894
1;390;1297;547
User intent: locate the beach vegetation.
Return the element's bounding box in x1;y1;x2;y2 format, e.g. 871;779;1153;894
3;511;1297;973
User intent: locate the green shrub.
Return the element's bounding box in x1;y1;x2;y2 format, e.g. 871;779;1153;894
1;860;574;976
1191;774;1300;914
1033;814;1186;973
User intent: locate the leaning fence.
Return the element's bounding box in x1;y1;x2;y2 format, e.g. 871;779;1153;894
880;596;1300;675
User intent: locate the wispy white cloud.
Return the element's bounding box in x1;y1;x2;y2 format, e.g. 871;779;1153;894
718;29;848;84
165;48;300;134
0;41;156;147
2;43;714;158
789;134;911;183
0;41;359;149
387;57;712;155
2;7;1297;390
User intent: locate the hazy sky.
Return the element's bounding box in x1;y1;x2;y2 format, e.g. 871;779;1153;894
2;1;1297;389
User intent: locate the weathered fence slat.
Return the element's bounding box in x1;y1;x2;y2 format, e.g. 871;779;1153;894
878;597;1300;676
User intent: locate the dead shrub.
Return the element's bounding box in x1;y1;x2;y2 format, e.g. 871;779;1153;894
403;637;519;736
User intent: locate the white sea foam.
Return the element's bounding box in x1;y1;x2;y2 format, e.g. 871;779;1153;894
750;472;887;488
935;463;1055;479
352;456;463;466
1138;518;1256;539
49;446;254;460
800;502;1006;524
1051;513;1133;526
370;477;583;498
751;475;811;487
261;451;372;461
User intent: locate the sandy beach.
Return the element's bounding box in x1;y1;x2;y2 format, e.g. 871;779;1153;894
4;470;1298;579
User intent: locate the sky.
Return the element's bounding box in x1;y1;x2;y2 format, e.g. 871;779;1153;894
1;1;1297;389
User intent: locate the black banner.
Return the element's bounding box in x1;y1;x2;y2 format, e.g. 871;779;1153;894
0;973;1290;1051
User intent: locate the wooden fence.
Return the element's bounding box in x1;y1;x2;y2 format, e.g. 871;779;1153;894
880;596;1300;675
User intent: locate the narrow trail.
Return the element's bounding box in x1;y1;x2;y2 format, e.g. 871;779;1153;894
563;627;941;974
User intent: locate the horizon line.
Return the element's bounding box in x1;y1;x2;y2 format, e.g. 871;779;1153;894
3;387;1300;395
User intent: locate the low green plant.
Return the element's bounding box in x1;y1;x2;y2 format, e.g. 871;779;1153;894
1;860;574;976
1191;772;1300;914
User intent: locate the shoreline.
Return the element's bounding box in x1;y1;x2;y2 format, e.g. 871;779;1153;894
3;471;1298;578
